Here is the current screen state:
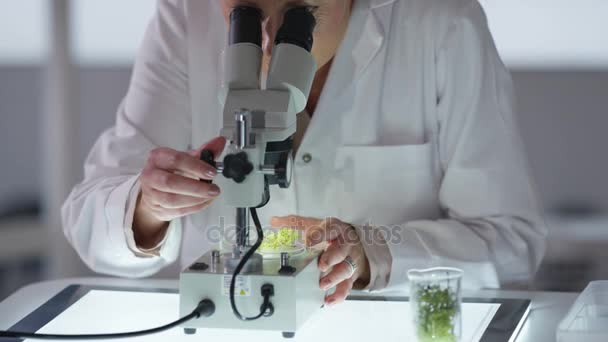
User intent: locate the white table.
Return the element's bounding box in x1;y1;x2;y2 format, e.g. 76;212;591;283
0;278;578;341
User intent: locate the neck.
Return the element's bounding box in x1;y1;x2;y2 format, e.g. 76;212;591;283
305;59;333;115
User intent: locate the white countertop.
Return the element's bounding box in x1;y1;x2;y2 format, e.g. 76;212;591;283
0;277;578;342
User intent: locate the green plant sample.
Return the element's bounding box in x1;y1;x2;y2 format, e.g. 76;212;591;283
260;228;299;251
414;284;459;342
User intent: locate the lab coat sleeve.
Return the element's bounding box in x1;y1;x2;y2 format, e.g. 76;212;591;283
383;2;547;290
353;224;392;291
61;0;191;278
123;179;172;257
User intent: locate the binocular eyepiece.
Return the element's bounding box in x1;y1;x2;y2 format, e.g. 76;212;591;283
229;6;316;52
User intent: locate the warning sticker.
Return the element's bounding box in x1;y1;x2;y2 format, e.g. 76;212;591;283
222;275;251;297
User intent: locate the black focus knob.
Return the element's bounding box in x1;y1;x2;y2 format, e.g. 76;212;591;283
200;149;217;184
200;149;216;168
223;152;254;183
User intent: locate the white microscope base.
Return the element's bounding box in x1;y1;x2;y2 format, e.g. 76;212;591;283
179;250;324;336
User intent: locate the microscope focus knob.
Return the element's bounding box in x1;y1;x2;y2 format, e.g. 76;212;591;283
199;149;217;184
223;152;254;183
200;149;217;168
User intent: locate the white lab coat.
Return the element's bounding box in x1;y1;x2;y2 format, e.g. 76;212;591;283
62;0;547;291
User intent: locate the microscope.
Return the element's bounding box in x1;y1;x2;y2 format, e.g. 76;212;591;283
179;6;324;338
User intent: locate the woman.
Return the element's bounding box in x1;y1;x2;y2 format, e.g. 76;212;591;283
62;0;546;306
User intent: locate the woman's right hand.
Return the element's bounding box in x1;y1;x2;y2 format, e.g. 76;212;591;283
133;137;226;249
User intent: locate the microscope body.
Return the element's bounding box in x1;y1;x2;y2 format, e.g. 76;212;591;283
216;40;315;209
179;249;322;335
179;6;324;337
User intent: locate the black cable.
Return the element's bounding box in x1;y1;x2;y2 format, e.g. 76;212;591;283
0;299;215;340
229;207;272;321
0;211;270;338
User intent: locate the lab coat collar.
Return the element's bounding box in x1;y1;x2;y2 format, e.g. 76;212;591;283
297;0;393;151
370;0;397;9
351;10;383;78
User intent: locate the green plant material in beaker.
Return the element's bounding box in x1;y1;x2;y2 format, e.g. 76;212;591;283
415;284;459;342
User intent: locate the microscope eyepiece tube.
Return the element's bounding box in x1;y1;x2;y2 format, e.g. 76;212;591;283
224;7;263;91
275;7;317;52
229;6;262;46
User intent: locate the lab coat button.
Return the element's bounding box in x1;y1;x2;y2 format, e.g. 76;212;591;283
302;153;312;163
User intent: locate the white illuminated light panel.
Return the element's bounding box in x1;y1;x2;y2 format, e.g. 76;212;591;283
25;290;500;342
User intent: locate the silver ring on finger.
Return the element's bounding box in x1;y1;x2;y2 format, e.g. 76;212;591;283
343;255;358;277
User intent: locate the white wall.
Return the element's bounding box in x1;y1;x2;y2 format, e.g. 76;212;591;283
1;1;608;68
479;0;608;69
0;0;47;64
72;0;155;64
0;0;154;65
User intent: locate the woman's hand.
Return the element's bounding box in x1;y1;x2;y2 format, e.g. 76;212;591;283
271;215;370;306
133;137;226;249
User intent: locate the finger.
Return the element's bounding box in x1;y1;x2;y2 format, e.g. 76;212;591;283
318;239;352;272
270;216;353;247
175;169;202;180
325;279;354;306
190;136;227;161
270;215;322;230
144;168;221;198
151;148;217;180
145;187;209;209
271;216;328;247
319;259;355;291
149;201;211;221
307;218;352;246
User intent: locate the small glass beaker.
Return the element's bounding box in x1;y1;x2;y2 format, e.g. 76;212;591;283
407;267;463;342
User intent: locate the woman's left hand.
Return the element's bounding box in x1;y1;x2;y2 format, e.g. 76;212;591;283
270;215;370;306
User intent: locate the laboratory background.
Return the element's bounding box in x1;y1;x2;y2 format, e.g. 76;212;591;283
0;0;607;302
